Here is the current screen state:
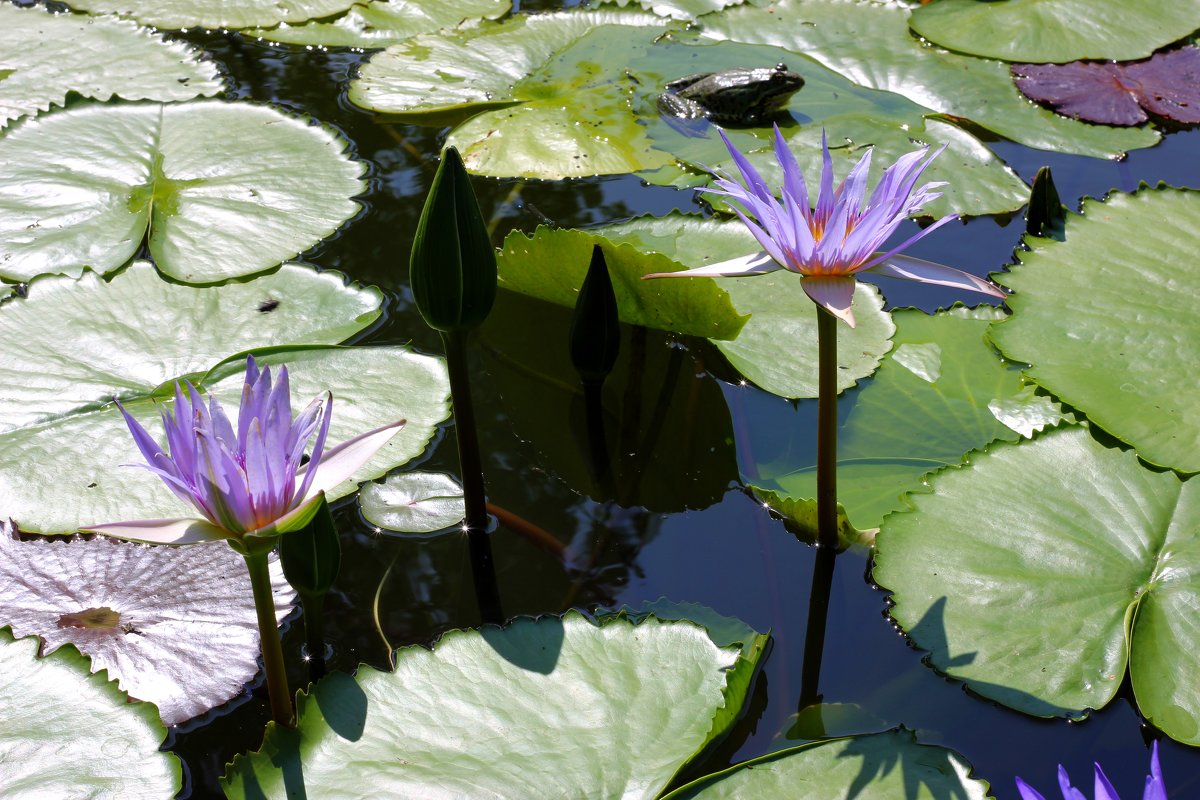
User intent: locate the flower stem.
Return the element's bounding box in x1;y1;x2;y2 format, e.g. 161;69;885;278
816;306;839;550
244;551;295;728
441;329;504;625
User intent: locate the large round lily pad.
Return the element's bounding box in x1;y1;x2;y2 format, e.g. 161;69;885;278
0;3;222;129
597;0;744;20
755;307;1064;533
875;424;1200;745
0;101;364;284
0;627;181;798
593;215;896;398
909;0;1200;64
0;527;295;726
223;612;767;798
247;0;511;48
697;0;1158;158
662;729;991;799
63;0;359;29
989;187;1200;473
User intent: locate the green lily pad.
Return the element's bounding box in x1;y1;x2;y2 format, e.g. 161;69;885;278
592;215;896;397
0;101;364;284
223;612;767;799
350;10;678;177
496;225;748;340
989;186;1200;473
359;472;465;534
246;0;511;49
0;3;222;129
0;262;381;431
0;627;181;798
661;729;991;799
0;263;448;534
755;307;1066;532
0;527;294;726
697;0;1158;158
597;0;746;20
481;289;739;511
63;0;359;29
909;0;1200;64
875;425;1200;745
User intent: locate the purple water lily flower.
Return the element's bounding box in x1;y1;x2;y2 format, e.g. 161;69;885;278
644;126;1005;327
1015;742;1166;800
84;356;405;546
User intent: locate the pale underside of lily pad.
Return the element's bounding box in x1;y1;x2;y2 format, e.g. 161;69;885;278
0;3;223;129
0;627;181;798
0;101;365;284
0;525;295;726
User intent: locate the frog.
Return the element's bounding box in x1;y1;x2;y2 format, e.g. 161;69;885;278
656;63;804;126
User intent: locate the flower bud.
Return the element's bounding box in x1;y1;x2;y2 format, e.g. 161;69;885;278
569;244;620;384
410;147;497;332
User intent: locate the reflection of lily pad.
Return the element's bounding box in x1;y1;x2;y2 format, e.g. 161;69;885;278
697;0;1158;158
989;187;1200;473
359;472;465;535
496;225;747;340
63;0;359;29
662;729;990;799
246;0;511;49
591;215;896;398
224;612;767;799
0;101;364;284
909;0;1200;64
0;627;181;798
876;425;1200;746
755;307;1064;531
0;526;295;726
350;10;677;177
0;3;222;129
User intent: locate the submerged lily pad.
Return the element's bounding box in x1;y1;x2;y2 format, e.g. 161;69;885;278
359;472;465;534
0;101;364;284
246;0;511;49
989;186;1200;473
909;0;1200;65
0;3;222;129
223;611;767;798
350;10;677;177
1013;48;1200;126
662;729;991;799
496;225;747;340
0;627;181;798
63;0;359;29
875;425;1200;745
0;526;295;726
755;307;1065;532
697;0;1158;158
592;215;896;398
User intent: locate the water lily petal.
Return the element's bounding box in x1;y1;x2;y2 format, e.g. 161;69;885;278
243;492;325;540
801;275;857;327
297;418;407;502
1146;742;1165;800
1094;765;1120;800
865;254;1006;298
857;213;961;272
81;517;233;545
1058;766;1088;800
1014;778;1047;800
643;251;778;279
295;392;333;503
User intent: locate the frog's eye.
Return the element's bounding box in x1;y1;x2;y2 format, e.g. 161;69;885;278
775;63;789;72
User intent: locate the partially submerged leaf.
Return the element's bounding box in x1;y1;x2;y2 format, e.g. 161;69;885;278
62;0;360;29
0;627;181;798
223;612;766;799
0;101;364;284
359;472;466;535
0;3;222;129
0;526;295;726
246;0;511;48
1013;47;1200;126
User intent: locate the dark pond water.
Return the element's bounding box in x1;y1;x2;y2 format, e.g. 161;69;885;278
154;7;1200;798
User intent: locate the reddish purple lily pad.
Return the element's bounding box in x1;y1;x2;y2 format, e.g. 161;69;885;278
1013;47;1200;126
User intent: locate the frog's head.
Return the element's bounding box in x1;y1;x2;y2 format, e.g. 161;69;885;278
759;63;805;108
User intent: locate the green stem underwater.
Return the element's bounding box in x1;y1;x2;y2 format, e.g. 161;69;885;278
244;550;295;728
816;306;839;550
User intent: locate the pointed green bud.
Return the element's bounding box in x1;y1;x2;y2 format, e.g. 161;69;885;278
569;244;620;384
1026;165;1067;239
279;497;341;599
410;147;497;332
